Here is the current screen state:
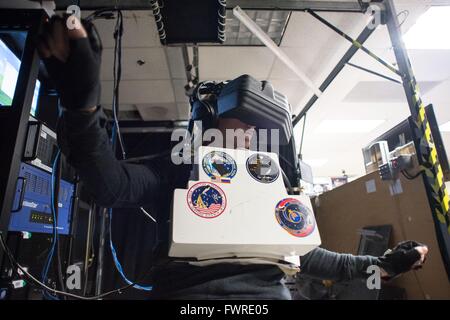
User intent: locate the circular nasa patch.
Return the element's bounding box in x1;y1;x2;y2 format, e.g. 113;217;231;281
275;198;315;237
187;182;227;219
246;153;279;183
202;151;237;183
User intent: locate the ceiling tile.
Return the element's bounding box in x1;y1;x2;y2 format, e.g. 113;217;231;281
101;80;175;105
280;11;366;48
100;47;169;81
199;47;275;80
92;11;161;48
343;81;442;103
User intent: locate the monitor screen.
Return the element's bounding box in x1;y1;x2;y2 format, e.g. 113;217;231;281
0;38;40;113
30;78;40;117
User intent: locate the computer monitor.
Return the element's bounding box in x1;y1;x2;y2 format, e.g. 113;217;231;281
363;104;450;176
0;38;40;115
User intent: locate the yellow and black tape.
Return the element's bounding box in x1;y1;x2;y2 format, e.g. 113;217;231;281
412;81;450;233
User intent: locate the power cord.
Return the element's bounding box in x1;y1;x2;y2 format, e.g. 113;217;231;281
401;169;425;180
41;149;61;300
108;9;155;291
0;231;142;300
108;211;153;291
112;9;126;160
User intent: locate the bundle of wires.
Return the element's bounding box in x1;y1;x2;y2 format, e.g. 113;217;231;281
41;149;61;300
0;229;140;299
108;9;153;292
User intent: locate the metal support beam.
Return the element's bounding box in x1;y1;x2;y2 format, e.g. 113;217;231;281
54;0;367;12
95;208;108;295
308;9;402;77
384;0;450;279
293;21;377;126
227;0;366;12
233;6;322;96
346;62;402;84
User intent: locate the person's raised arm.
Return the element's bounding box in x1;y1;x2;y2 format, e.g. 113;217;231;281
38;16;161;208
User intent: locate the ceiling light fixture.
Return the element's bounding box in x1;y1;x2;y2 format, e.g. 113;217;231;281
403;6;450;50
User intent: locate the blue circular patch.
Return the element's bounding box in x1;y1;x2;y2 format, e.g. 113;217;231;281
202;151;237;183
275;198;315;237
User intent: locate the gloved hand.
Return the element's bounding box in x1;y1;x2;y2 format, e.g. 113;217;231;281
378;240;428;281
37;15;102;111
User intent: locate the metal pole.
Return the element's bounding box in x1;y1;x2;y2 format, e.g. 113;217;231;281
293;20;377;126
308;9;402;77
83;201;95;295
95;208;108;295
54;0;367;12
346;62;402;84
384;0;450;279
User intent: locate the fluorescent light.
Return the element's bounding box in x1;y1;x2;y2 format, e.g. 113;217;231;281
404;6;450;50
303;158;328;168
439;121;450;132
315;120;384;133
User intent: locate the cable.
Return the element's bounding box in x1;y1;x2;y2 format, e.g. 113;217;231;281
397;10;410;28
112;10;126;160
280;167;294;195
41;149;61;300
107;9;155;291
401;169;424;180
140;207;157;223
108;210;153;291
0;231;140;300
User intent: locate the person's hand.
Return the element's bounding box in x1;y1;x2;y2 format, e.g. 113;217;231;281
379;241;429;280
37;15;102;111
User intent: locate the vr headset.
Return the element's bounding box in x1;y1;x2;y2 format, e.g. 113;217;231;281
189;74;294;146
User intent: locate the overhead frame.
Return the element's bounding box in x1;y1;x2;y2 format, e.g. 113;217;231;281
31;0;450;280
54;0;368;12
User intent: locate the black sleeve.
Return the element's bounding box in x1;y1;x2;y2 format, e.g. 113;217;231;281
57;106;161;208
300;247;381;282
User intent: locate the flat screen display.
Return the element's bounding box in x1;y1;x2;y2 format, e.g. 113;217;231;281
0;39;40;114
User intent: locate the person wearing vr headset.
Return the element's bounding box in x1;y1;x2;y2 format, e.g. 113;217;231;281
37;16;428;299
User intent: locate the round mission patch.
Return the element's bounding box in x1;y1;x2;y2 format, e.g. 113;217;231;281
275;198;315;237
187;182;227;219
202;151;237;183
246;153;279;183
